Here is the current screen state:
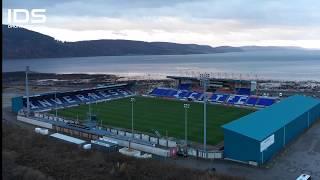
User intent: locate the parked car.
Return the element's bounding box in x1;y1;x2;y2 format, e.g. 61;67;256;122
296;174;311;180
176;151;188;157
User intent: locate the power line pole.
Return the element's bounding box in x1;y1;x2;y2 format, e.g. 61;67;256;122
200;72;210;155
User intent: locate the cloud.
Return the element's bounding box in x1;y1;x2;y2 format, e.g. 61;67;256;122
3;0;320;26
24;19;320;49
2;0;320;48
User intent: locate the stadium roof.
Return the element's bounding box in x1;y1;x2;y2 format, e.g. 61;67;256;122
23;83;128;98
167;75;253;83
222;95;320;141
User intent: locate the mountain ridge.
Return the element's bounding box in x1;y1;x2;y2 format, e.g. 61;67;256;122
2;25;311;59
3;25;242;59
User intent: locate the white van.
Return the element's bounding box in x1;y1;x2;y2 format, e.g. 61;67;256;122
296;174;311;180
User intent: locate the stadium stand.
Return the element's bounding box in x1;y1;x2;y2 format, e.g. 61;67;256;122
256;97;276;107
215;88;235;95
150;88;203;101
174;91;192;99
178;84;191;90
245;96;259;106
21;85;133;112
150;87;277;108
211;94;230;103
226;95;241;104
236;88;251;95
227;95;249;105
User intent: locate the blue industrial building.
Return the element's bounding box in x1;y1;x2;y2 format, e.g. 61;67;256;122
222;95;320;165
12;96;24;113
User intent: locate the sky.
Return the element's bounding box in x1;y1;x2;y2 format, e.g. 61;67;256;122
2;0;320;48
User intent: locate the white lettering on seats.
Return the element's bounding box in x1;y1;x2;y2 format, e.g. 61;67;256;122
37;99;52;107
63;96;76;103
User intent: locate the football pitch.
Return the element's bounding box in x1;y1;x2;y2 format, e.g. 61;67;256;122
54;96;255;145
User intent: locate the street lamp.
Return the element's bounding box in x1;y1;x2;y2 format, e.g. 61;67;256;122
25;66;30;117
88;102;92;121
184;104;190;146
54;88;58;118
200;72;210;155
130;97;136;137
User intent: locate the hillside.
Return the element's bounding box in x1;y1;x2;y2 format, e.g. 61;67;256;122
2;25;243;59
240;46;305;51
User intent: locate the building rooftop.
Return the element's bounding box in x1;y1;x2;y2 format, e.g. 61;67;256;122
50;133;86;144
22;83;129;98
222;95;320;141
166;75;253;83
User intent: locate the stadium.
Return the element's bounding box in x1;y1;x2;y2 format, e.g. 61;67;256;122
11;70;320;165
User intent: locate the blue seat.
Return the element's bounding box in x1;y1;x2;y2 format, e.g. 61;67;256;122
162;89;171;96
24;87;133;111
256;98;276;107
217;94;230;102
194;93;203;100
227;95;249;105
167;89;178;97
210;94;219;102
177;91;189;98
246;97;259;106
150;88;159;95
227;95;241;104
158;89;167;96
178;84;191;90
149;87;278;109
188;92;203;100
236;88;251;95
209;94;229;102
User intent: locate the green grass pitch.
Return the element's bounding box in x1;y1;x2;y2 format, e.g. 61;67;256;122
54;96;254;145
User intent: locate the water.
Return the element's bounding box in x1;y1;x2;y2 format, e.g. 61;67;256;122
3;50;320;81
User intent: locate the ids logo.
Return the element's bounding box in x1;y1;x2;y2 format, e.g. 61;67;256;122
7;9;46;27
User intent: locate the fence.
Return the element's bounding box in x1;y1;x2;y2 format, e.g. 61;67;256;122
186;147;223;159
105;127;177;148
102;136;173;157
18;113;224;159
32;112;178;149
17;115;53;129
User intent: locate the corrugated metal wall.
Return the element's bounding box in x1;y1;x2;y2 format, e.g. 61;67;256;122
223;129;260;163
224;101;320;165
286;112;308;143
310;103;320;124
259;128;284;164
264;104;320;164
12;96;23;113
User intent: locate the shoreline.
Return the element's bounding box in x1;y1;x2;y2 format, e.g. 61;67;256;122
3;71;320;83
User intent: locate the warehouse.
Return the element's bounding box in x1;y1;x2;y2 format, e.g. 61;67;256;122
222;95;320;165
